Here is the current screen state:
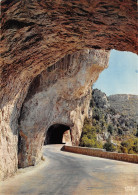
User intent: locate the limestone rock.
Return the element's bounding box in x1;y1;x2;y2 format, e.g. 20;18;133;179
18;49;109;168
92;88;110;109
1;0;137;92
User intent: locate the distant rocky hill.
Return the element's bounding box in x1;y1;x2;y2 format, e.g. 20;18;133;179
80;89;138;154
91;89;137;136
108;94;138;123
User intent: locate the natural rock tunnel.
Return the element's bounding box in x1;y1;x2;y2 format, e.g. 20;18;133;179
45;124;71;145
0;0;137;181
17;49;109;168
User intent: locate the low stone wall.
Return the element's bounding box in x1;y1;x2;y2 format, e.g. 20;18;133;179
63;145;138;163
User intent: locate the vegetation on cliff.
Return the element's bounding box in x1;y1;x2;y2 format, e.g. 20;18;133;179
79;89;138;154
80;118;103;149
108;94;138;123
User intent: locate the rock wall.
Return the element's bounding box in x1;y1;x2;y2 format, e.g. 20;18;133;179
18;49;109;168
0;0;137;180
64;145;138;163
62;130;72;145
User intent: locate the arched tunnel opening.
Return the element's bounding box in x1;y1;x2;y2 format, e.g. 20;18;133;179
45;124;71;145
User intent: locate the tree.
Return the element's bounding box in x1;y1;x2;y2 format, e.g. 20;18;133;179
103;138;116;152
107;124;114;135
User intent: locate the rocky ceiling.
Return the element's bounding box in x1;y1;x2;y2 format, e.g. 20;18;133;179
1;0;137;93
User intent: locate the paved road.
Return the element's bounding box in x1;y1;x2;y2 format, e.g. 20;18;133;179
0;145;138;195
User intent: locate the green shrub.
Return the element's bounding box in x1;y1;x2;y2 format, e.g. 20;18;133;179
133;139;138;153
79;118;103;148
120;146;128;153
80;136;95;147
128;149;135;154
93;107;102;121
103;141;116;152
94;141;103;149
120;138;138;154
121;140;131;148
118;128;124;135
107;124;114;135
118;148;122;153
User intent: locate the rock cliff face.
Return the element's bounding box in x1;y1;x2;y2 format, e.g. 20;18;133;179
90;89;137;141
0;48;109;180
18;49;109;168
108;94;138;123
0;0;137;180
92;89;110;109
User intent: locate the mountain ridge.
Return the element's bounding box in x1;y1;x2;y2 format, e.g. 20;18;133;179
79;88;138;154
108;94;138;123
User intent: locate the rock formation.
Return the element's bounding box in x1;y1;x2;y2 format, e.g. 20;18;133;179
18;49;109;168
92;88;110;109
108;94;138;123
81;89;137;144
0;0;137;180
91;89;137;133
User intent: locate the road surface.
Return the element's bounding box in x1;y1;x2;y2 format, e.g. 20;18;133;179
0;145;138;195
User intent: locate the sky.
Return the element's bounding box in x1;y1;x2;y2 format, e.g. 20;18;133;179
93;49;138;96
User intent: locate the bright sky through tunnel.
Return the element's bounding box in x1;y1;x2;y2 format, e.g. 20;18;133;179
93;49;138;95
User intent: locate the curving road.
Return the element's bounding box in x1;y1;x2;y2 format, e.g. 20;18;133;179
0;145;138;195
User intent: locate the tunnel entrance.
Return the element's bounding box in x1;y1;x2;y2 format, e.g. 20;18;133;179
45;124;71;144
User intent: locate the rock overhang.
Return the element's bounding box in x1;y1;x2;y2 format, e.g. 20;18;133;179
1;0;137;91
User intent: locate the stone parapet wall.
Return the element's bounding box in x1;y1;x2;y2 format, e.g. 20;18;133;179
64;146;138;163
